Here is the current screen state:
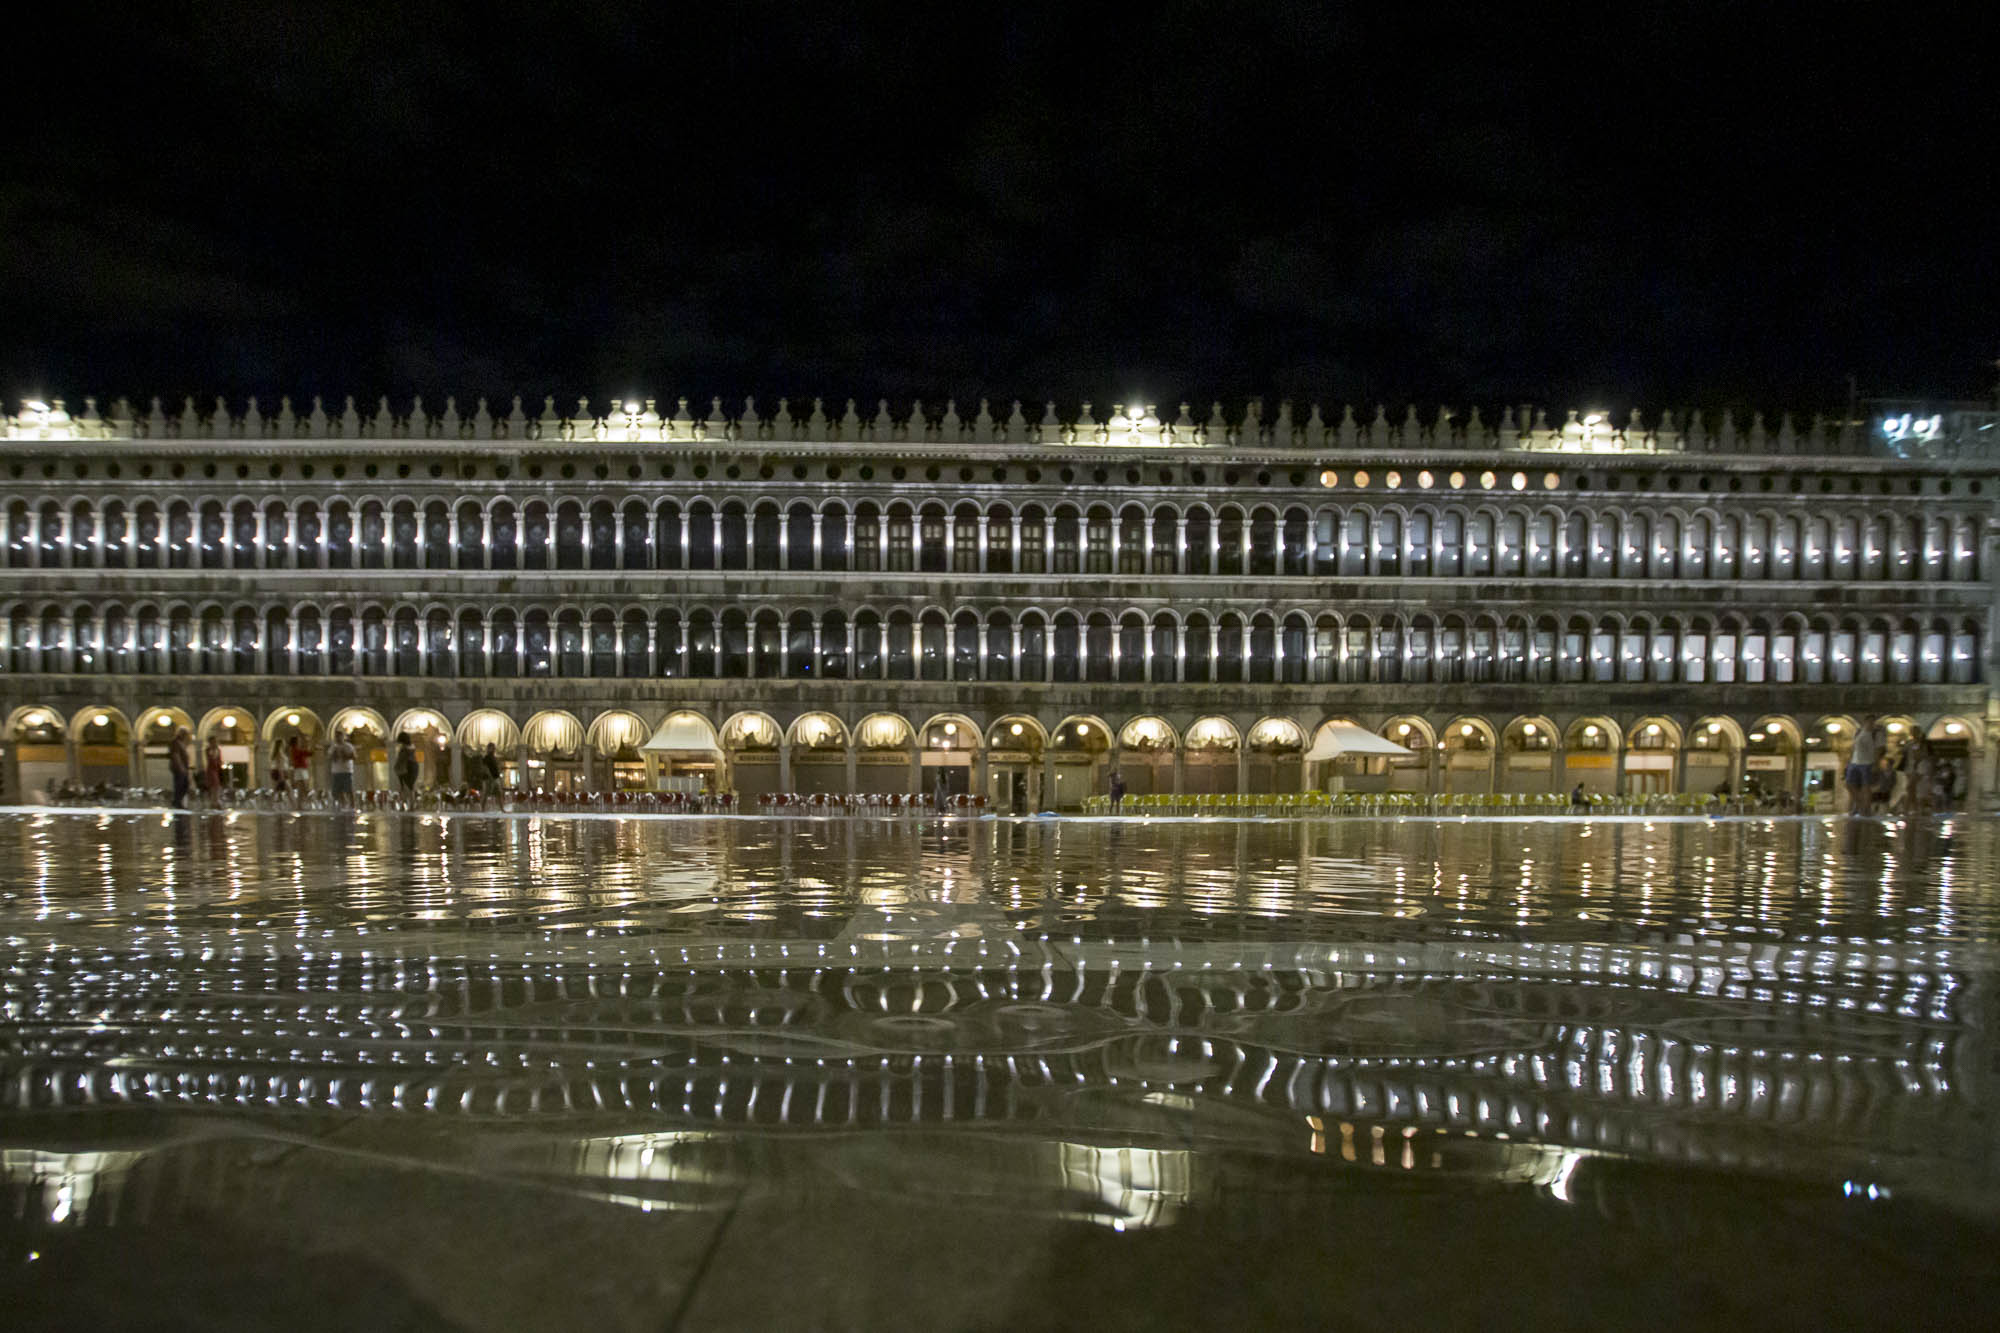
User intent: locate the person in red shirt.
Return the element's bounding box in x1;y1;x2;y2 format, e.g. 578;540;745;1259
287;736;313;801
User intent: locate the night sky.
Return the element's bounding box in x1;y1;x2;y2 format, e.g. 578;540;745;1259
6;2;1995;416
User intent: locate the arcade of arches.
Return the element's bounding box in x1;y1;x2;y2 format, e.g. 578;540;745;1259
5;701;1985;813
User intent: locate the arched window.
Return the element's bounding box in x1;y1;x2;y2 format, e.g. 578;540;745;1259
556;609;586;676
954;610;981;679
588;609;621;676
785;610;813;677
1281;508;1308;576
887;609;915;678
328;607;355;676
687;610;716;677
1184;613;1212;682
655;502;683;570
1279;613;1307;683
920;610;948;680
1184;507;1212;576
653;610;680;678
489;609;517;678
1118;612;1145;682
585;501;616;570
1052;612;1080;682
1019;611;1047;681
853;609;881;677
720;608;749;676
822;504;849;573
522;501;551;570
424;501;451;570
720;502;748;569
1248;509;1277;576
1243;614;1275;682
425;608;456;677
623;501;650;570
853;503;880;572
1085;612;1114;681
820;610;848;678
986;612;1013;681
752;609;783;677
753;503;782;568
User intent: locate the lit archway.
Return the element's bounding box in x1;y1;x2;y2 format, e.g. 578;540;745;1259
1117;715;1178;797
1440;716;1495;795
1246;716;1305;795
1500;715;1558;795
1183;716;1241;796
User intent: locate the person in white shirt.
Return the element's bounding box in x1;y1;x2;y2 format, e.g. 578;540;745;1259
1846;715;1882;815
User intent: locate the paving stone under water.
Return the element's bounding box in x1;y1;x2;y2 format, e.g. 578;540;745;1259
1;811;1997;1330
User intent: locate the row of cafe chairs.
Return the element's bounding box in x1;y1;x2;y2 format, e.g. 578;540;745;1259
758;792;989;814
1082;790;1731;817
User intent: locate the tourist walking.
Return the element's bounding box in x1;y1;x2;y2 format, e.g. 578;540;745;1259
1845;715;1883;815
203;736;224;806
269;737;290;795
287;734;313;800
481;743;503;803
393;733;419;805
934;771;950;814
167;727;192;809
327;732;356;808
1108;768;1126;813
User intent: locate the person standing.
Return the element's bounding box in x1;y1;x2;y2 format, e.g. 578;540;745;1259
168;727;192;809
934;770;950;814
203;735;225;807
393;732;419;805
327;731;356;808
1845;715;1882;815
481;743;503;804
288;734;313;801
1108;768;1127;813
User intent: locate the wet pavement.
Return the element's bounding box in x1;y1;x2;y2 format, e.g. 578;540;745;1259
2;810;1998;1330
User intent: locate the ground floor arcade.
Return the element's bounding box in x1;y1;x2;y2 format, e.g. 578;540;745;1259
3;689;1990;812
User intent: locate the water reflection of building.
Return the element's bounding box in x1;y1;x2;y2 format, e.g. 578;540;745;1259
1;939;1979;1203
1;395;1993;809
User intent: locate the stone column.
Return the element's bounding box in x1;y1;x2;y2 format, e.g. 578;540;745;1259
646;619;657;679
778;515;789;568
712;510;724;565
448;508;462;568
778;737;792;792
812;622;824;677
1175;517;1188;574
613;517;625;569
1010;515;1022;569
1236;747;1249;796
1141;513;1154;573
1044;522;1055;571
477;507;491;571
1209;518;1221;571
977;515;991;572
287;613;299;675
1041;750;1057;812
974;746;989;806
250;506;266;569
812;512;824;570
844;743;857;794
878;520;889;571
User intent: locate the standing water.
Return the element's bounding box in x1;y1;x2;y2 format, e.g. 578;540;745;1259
2;811;1997;1329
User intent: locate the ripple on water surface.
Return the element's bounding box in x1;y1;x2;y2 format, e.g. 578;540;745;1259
1;812;1997;1326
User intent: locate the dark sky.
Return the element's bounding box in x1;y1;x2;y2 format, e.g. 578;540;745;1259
5;2;1995;416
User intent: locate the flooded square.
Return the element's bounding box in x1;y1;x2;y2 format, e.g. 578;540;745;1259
2;809;1997;1329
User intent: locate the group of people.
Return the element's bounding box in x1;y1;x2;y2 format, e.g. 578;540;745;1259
163;727;231;810
162;727;451;810
1843;714;1959;817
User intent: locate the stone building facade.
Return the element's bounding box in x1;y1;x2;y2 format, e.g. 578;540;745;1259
3;393;1996;808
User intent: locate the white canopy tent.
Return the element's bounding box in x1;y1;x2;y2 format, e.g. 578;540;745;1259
640;714;723;756
1303;721;1416;763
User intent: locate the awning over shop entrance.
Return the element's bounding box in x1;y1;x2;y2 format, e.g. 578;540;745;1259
1303;722;1416;763
640;713;722;755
